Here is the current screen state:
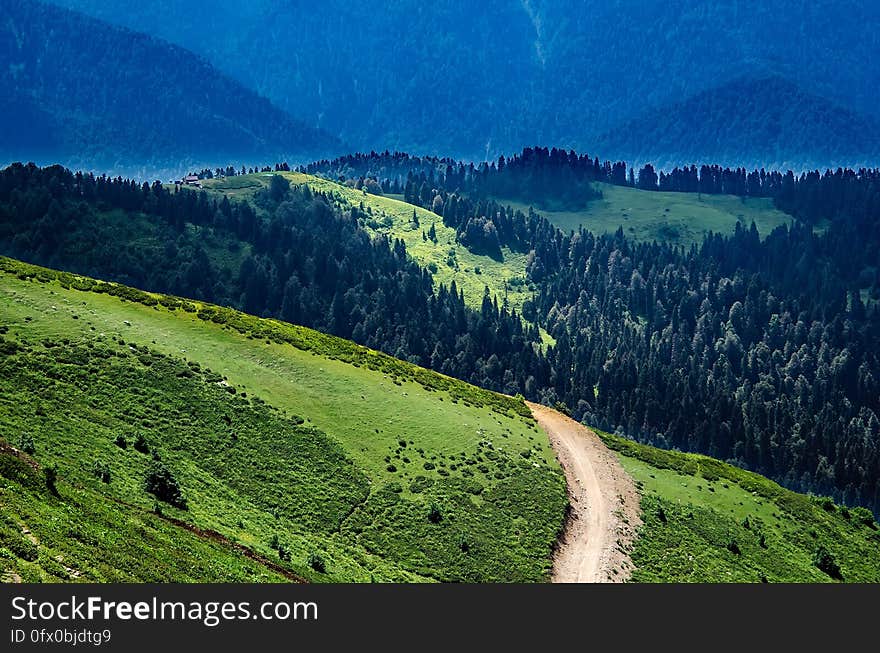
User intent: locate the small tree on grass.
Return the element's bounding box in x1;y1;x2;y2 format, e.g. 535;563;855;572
144;461;187;509
17;433;36;455
308;552;326;573
92;461;111;483
428;502;442;524
812;545;843;580
44;464;58;495
133;433;149;454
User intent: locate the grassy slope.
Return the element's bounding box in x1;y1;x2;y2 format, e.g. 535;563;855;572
499;183;792;246
598;431;880;582
0;443;293;584
202;172;535;315
0;257;566;582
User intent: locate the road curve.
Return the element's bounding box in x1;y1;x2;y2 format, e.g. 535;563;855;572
527;402;641;583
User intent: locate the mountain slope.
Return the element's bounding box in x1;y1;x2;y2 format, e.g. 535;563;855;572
200;171;537;314
0;256;567;582
0;0;341;176
599;432;880;582
45;0;880;165
3;256;877;582
594;76;880;170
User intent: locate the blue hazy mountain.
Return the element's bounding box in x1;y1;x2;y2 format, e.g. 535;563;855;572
593;76;880;171
1;0;342;177
44;0;880;167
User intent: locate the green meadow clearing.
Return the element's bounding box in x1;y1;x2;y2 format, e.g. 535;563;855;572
499;182;793;247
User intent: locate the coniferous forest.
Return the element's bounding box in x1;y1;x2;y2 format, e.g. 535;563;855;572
2;153;879;515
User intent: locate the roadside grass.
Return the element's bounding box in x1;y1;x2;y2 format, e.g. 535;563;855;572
597;431;880;582
0;257;567;582
497;182;793;247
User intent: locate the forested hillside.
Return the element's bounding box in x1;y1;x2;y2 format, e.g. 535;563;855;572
593;76;880;170
0;164;544;393
0;0;340;176
47;0;880;167
311;151;880;514
2;156;879;517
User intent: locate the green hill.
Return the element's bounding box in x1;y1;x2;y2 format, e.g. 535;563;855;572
3;255;877;584
498;183;792;247
600;432;880;582
0;256;566;582
202;172;535;315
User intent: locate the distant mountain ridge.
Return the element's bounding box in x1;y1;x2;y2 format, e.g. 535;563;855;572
44;0;880;168
0;0;342;177
594;76;880;171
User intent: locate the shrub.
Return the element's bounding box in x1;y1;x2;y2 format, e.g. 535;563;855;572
144;461;187;509
812;546;843;580
308;552;326;573
409;476;434;493
44;465;58;495
816;496;836;512
16;433;36;455
0;530;38;561
850;507;878;530
428;502;442;524
92;461;111;483
133;433;150;454
553;401;572;417
656;506;668;524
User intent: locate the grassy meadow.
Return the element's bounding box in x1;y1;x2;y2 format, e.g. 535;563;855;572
0;257;567;582
499;182;793;246
598;431;880;582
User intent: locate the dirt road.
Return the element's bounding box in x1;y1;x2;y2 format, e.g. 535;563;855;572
528;402;641;583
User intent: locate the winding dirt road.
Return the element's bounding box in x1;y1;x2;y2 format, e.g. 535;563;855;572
528;402;641;583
